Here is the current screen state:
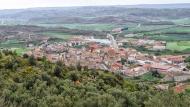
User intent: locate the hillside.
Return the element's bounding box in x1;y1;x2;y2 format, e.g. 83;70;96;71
0;4;190;25
0;50;190;107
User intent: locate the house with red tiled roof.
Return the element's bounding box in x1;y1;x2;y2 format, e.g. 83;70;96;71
107;48;116;57
150;63;172;72
167;56;184;64
174;83;186;93
143;64;151;71
46;54;61;62
111;62;123;71
88;43;100;52
68;36;86;47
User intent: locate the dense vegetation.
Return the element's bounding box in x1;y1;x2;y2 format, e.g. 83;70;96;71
0;50;190;107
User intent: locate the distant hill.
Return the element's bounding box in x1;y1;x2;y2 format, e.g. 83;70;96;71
0;3;190;25
122;3;190;9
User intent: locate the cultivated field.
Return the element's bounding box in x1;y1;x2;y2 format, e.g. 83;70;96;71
43;32;74;39
166;41;190;51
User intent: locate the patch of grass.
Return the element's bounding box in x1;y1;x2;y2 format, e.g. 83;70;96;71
177;41;190;46
145;26;190;35
11;48;29;55
127;25;173;33
144;33;190;41
166;42;190;51
134;26;190;41
62;24;117;31
38;23;117;31
0;39;30;55
0;39;25;48
172;18;190;25
43;32;73;39
139;72;163;82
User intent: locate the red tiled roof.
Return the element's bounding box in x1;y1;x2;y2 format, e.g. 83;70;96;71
174;85;185;93
167;56;184;62
143;64;151;69
112;63;123;68
89;44;99;49
151;64;172;70
107;48;116;56
69;37;83;41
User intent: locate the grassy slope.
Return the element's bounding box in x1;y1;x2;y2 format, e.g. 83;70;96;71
166;41;190;51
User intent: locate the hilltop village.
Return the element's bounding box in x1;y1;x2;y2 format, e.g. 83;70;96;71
26;33;190;83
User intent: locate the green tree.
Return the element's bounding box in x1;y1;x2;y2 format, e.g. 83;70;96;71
54;66;63;78
23;54;29;58
69;72;80;82
28;55;36;66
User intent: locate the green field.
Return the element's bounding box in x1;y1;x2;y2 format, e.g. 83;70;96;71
137;72;164;82
127;25;173;33
0;39;25;48
147;34;190;41
172;18;190;24
166;41;190;51
155;27;190;34
43;32;73;39
11;48;29;55
0;39;29;55
63;24;117;31
143;26;190;35
177;41;190;46
38;24;117;31
126;25;190;42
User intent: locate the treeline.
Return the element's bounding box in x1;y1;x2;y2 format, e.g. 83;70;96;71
0;50;190;107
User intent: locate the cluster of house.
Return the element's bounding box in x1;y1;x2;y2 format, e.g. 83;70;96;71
26;35;189;81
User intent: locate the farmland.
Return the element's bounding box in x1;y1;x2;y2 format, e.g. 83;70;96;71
135;26;190;41
11;48;30;55
146;34;190;41
43;32;74;40
0;39;25;48
166;41;190;51
127;25;174;33
38;24;118;31
138;72;164;82
0;39;29;55
172;18;190;24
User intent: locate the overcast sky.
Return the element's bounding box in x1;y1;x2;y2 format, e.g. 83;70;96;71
0;0;189;9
